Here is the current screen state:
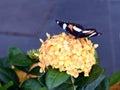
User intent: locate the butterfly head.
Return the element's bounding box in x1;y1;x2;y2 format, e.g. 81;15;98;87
56;20;64;27
56;20;68;30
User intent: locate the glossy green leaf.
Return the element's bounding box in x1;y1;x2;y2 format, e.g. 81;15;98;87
95;77;109;90
75;64;104;87
55;77;76;90
28;66;41;76
20;78;42;90
109;71;120;86
9;47;33;66
45;68;70;89
38;72;47;87
14;66;30;73
0;57;11;68
84;74;105;90
55;83;75;90
0;67;19;88
77;74;105;90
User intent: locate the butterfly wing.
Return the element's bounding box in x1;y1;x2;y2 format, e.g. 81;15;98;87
56;20;84;35
82;29;102;37
56;20;101;38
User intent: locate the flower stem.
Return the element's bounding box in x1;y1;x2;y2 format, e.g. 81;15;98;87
71;76;77;90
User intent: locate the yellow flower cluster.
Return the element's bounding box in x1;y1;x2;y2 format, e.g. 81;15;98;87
38;32;98;78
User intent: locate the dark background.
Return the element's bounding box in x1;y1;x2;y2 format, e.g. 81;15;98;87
0;0;120;75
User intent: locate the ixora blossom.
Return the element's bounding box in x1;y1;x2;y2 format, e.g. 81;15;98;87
38;32;98;78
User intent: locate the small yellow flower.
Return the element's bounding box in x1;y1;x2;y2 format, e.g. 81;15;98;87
38;32;98;78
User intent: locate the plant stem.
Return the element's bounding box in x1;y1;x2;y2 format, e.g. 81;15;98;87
71;76;76;90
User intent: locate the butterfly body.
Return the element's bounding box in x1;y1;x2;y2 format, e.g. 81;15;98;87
56;20;101;38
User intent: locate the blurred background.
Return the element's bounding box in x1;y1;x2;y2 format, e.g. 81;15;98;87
0;0;120;76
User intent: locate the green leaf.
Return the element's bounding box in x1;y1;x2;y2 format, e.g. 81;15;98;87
39;87;48;90
0;87;6;90
109;71;120;86
77;74;105;90
0;57;11;68
4;81;13;89
95;77;109;90
84;74;105;90
45;68;70;89
94;50;100;64
14;66;30;73
28;66;41;76
9;47;33;66
0;67;19;88
20;78;42;90
0;87;7;90
0;81;13;90
75;64;104;87
55;77;76;90
38;72;47;87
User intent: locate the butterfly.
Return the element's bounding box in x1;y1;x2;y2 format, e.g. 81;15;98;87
56;20;101;38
